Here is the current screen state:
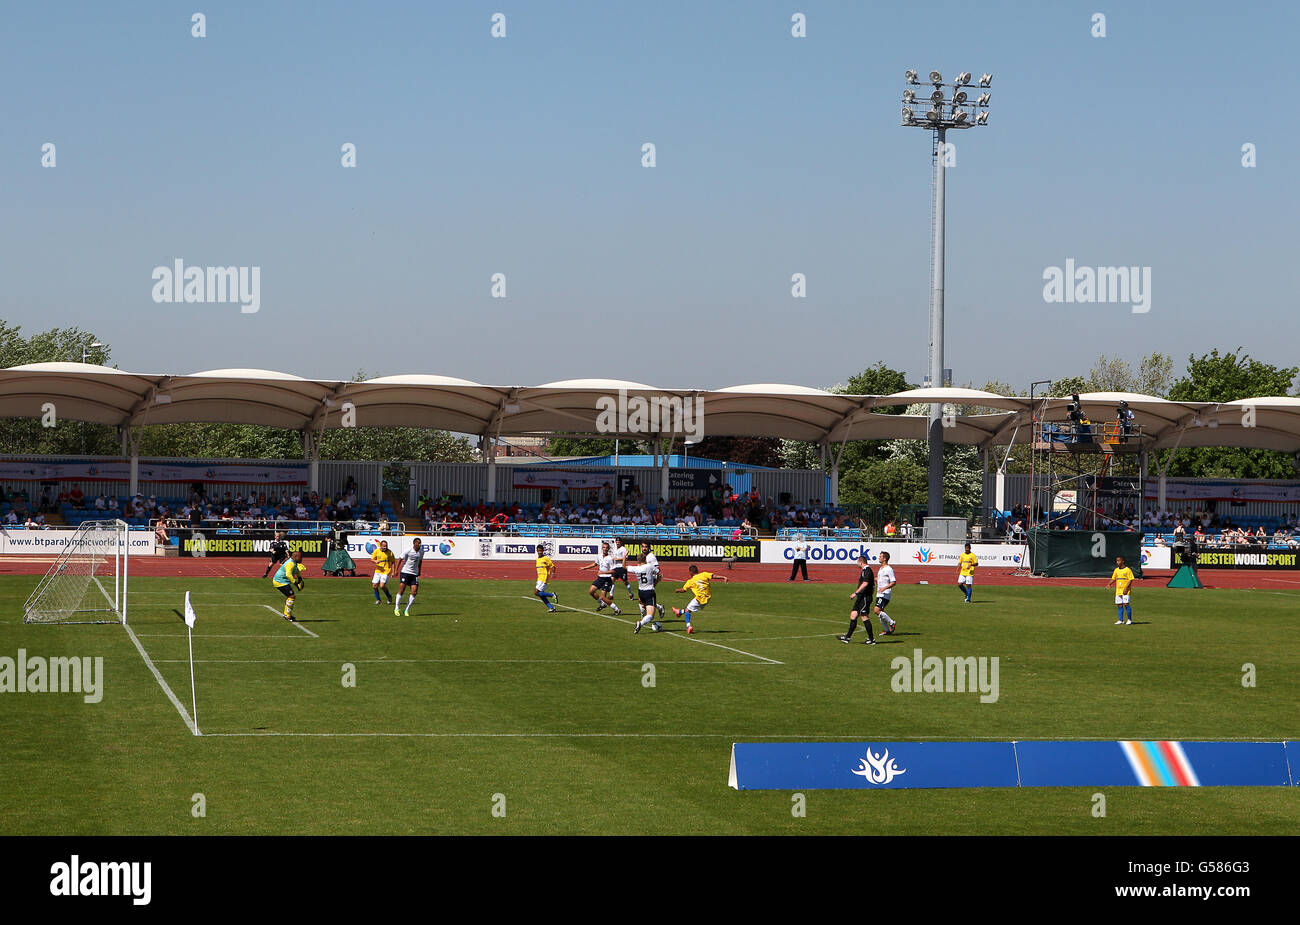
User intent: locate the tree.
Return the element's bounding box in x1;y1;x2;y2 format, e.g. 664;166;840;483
1161;348;1298;479
839;458;927;513
1087;353;1173;397
0;320;118;455
689;436;783;468
782;363;916;476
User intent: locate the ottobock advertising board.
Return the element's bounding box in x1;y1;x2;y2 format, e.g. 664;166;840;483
0;528;156;557
760;539;1029;569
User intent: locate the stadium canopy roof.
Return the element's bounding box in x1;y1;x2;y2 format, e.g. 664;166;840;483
1;364;1299;452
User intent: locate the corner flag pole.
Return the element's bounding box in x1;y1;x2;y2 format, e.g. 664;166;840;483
184;591;200;736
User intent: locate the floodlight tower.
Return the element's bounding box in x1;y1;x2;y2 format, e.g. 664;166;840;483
901;69;991;517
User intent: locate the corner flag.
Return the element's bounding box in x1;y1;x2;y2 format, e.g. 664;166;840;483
183;591;197;629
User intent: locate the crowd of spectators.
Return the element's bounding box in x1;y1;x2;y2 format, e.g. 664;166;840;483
413;482;853;535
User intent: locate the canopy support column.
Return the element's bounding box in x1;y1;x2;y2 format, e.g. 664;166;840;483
302;430;321;493
483;434;498;504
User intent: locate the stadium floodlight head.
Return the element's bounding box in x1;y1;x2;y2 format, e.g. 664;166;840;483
955;72;972;85
979;73;992;87
975;110;988;124
926;107;941;122
930;89;944;103
902;107;915;123
977;92;990;106
952;109;968;123
903;89;916;103
905;69;919;84
929;70;943;84
953;90;968;105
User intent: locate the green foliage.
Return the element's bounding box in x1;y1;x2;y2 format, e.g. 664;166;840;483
0;320;118;454
1162;348;1298;479
839;457;927;512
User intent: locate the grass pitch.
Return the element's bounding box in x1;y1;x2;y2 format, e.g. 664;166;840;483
1;573;1296;834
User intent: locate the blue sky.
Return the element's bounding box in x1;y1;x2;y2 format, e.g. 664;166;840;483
2;1;1296;392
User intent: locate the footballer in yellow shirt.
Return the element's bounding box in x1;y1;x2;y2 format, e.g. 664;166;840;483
1106;555;1137;625
534;544;558;611
672;564;729;634
271;550;306;622
956;543;978;603
370;539;396;606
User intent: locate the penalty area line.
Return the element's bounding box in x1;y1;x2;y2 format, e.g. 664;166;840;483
521;597;783;665
261;604;319;637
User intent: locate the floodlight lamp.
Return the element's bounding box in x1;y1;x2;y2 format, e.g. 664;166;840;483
902;107;915;122
953;90;968;104
977;92;990;106
979;73;992;87
903;89;916;103
930;89;944;103
975;111;988;124
905;69;919;84
929;70;943;84
955;72;972;85
952;109;968;123
927;108;941;121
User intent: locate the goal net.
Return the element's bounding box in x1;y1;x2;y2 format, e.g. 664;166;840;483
23;519;130;624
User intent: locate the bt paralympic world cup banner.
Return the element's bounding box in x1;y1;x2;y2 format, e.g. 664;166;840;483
760;539;1028;569
0;460;308;484
0;528;156;557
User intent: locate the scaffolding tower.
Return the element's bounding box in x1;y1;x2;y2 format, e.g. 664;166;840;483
1026;397;1148;534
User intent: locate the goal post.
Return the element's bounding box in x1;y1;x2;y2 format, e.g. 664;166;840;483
23;519;130;625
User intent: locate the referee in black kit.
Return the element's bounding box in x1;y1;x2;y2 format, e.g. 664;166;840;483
262;530;289;578
837;553;876;644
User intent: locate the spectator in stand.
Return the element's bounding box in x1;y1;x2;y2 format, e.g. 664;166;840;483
69;486;85;508
155;518;170;544
4;509;18;525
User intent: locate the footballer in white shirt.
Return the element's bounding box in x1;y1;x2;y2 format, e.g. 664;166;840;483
579;541;622;614
873;551;898;634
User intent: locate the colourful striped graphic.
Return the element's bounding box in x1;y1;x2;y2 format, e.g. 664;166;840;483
1119;740;1200;786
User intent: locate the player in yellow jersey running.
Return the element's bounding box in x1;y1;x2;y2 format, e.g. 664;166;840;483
956;543;978;603
534;544;558;612
1106;555;1137;625
271;549;306;622
370;539;395;606
671;564;728;634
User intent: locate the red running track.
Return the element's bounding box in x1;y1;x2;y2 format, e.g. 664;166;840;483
3;556;1297;591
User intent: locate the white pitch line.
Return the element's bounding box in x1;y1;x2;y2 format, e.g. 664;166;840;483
739;633;841;642
261;604;319;637
137;634;311;638
153;658;763;665
194;733;1293;741
123;623;199;736
523;598;783;665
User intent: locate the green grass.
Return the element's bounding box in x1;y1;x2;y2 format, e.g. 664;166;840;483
1;574;1297;834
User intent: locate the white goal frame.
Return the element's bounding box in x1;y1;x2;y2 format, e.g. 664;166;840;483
22;519;130;625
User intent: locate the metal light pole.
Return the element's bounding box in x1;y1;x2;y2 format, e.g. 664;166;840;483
901;70;991;517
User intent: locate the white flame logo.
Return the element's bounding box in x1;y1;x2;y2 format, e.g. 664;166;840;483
851;747;906;785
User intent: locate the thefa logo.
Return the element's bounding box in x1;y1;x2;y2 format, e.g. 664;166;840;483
912;546;933;564
851;746;906;785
